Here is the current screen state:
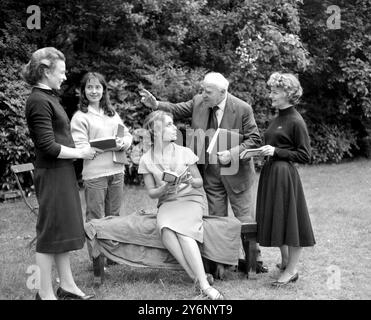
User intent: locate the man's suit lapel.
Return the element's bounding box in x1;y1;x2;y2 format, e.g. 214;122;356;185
195;100;210;131
220;93;236;129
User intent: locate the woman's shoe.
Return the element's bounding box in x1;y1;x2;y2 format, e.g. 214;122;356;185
194;273;214;292
56;287;95;300
202;286;225;300
35;292;42;300
271;273;299;287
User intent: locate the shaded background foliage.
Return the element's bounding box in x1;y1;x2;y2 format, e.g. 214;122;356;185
1;0;370;190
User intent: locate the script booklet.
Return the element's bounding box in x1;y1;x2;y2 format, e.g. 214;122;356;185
162;167;191;186
89;136;117;151
206;128;243;155
116;123;126;138
113;149;128;164
240;147;264;159
113;123;129;164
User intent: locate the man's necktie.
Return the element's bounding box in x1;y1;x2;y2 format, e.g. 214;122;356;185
208;106;219;130
205;106;219;165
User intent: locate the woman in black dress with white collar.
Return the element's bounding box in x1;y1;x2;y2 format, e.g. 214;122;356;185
22;47;96;299
256;72;315;286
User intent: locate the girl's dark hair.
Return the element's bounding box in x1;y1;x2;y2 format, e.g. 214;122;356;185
143;110;173;146
78;72;115;117
21;47;65;86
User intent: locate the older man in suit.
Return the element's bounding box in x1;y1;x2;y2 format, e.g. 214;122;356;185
140;72;268;278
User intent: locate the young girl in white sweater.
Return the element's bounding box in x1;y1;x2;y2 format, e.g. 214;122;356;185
71;72;132;258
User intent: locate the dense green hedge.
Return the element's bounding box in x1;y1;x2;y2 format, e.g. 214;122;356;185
1;0;370;190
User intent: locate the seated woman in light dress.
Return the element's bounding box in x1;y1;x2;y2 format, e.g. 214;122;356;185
138;110;224;300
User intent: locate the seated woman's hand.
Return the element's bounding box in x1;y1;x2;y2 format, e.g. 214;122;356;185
160;182;178;195
180;171;193;185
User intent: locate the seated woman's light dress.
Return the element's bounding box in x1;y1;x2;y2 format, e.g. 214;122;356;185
138;143;206;243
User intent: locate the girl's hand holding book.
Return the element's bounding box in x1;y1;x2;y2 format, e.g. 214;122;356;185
115;137;131;151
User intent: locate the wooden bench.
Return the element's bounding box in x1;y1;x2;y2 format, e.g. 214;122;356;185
92;221;258;285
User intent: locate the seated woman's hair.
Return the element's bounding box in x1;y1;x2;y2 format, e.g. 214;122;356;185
143;110;173;146
21;47;65;86
78;72;115;117
267;72;303;105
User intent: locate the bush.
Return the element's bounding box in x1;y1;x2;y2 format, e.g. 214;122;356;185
308;123;359;164
0;58;34;191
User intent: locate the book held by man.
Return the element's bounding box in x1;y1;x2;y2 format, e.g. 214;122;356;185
206;128;243;155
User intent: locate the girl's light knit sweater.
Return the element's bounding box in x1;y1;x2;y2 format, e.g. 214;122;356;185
71;106;133;180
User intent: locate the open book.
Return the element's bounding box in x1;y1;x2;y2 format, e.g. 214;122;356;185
240;147;264;159
162;167;191;186
206;128;243;155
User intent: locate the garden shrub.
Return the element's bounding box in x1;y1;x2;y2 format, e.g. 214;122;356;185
308;123;359;164
0;58;34;191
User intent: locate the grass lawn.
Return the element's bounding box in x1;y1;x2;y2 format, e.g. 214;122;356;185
1;158;370;300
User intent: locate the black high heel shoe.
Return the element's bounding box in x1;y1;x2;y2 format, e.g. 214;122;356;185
56;287;95;300
271;273;299;287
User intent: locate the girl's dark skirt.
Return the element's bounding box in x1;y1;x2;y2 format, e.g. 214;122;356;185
256;159;315;247
34;164;85;253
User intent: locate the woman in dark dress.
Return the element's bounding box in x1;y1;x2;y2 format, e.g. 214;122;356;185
22;47;96;300
256;72;315;286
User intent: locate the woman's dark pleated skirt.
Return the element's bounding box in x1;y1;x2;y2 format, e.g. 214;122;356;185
34;164;85;253
256;159;315;247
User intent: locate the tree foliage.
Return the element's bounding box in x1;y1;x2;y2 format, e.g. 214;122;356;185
299;0;371;162
1;0;370;190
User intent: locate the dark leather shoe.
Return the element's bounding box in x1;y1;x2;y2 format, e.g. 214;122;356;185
106;258;118;266
256;261;269;274
35;292;42;300
56;287;95;300
206;273;214;286
214;263;225;280
271;273;299;287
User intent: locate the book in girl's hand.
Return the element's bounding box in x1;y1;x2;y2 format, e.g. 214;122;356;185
113;150;128;164
116;123;127;138
89;137;117;151
162;167;191;186
113;123;129;164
